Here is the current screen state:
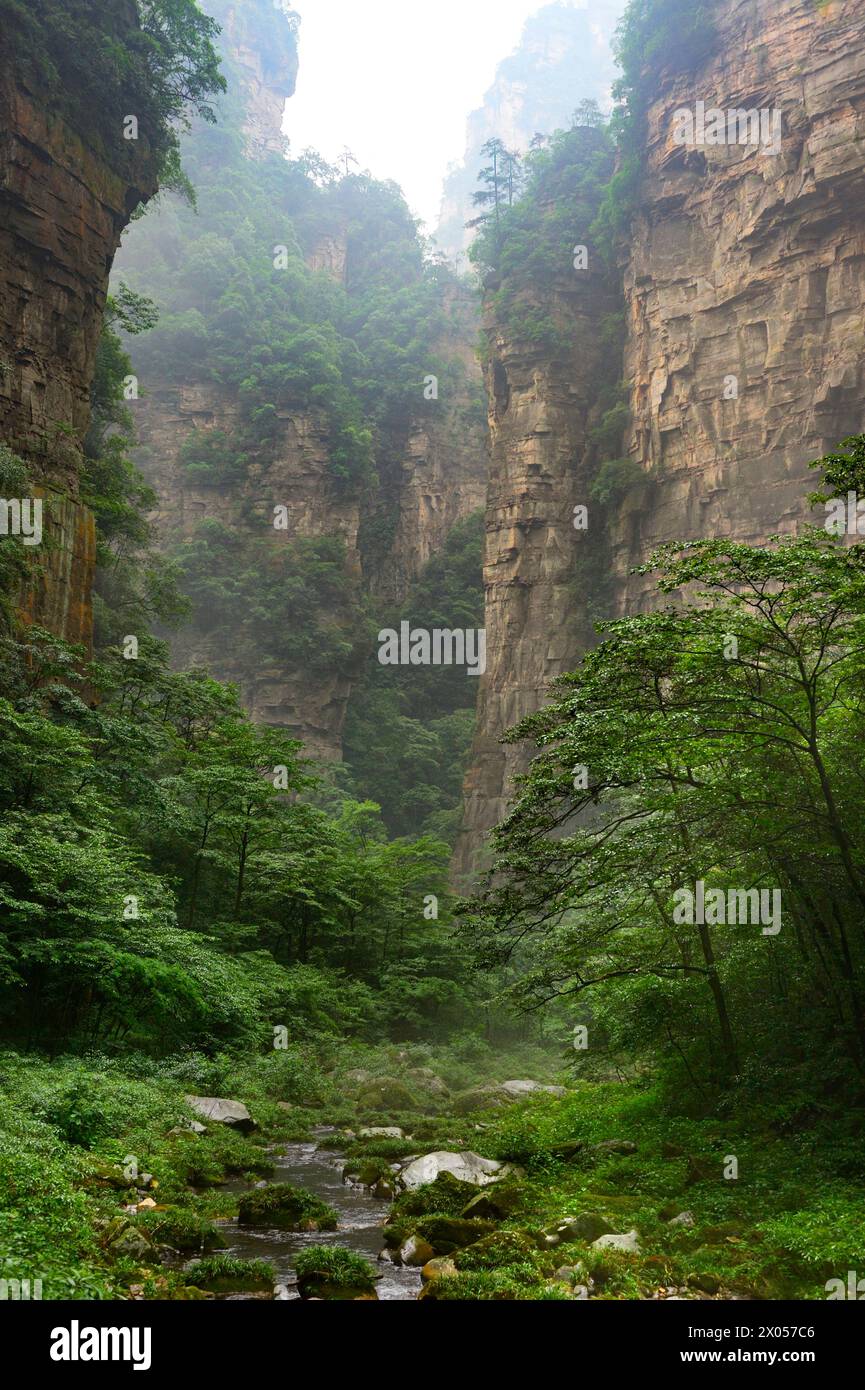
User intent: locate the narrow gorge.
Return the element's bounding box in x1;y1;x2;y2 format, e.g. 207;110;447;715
1;0;865;1334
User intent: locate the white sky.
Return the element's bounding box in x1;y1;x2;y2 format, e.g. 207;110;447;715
283;0;588;231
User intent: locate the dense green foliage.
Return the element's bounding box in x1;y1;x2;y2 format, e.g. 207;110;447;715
83;287;190;645
117;94;470;496
0;0;226;183
342;511;485;840
592;0;719;247
470;124;614;353
463;449;865;1120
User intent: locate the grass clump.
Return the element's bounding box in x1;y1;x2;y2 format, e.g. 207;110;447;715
237;1182;337;1231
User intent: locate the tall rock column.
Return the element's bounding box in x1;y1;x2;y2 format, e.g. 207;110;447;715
0;34;158;647
453;217;617;880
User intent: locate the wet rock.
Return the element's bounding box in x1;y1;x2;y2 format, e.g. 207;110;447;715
421;1256;458;1282
398;1235;436;1267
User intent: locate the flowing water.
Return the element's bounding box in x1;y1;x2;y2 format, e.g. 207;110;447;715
219;1128;422;1301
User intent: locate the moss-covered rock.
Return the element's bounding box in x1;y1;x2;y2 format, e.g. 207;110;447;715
461;1182;525;1221
237;1183;337;1232
295;1245;377;1301
343;1157;392;1187
186;1255;275;1293
356;1078;416;1112
454;1230;540;1271
391;1171;480;1220
135;1206;225;1253
414;1215;497;1255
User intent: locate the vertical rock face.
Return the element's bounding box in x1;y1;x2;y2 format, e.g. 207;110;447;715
453;230;618;880
456;0;865;876
131;345;487;760
0;64;157;646
132;384;363;761
369;284;488;606
612;0;865;613
206;0;299;155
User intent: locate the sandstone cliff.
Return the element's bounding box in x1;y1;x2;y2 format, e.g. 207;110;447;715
455;0;865;877
0;14;158;647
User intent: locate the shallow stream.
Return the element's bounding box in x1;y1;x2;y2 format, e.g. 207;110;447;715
220;1129;421;1301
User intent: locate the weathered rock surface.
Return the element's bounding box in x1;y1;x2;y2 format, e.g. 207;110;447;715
0;11;158;650
397;1150;514;1190
185;1095;257;1133
593;1229;640;1253
456;0;865;877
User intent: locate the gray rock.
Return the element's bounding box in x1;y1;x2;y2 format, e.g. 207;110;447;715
359;1126;403;1139
668;1210;696;1228
185;1096;256;1133
592;1139;637;1156
397;1150;516;1190
592;1229;640;1253
499;1079;567;1099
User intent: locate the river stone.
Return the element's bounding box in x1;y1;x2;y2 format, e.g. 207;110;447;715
397;1150;513;1190
359;1126;404;1138
185;1096;256;1133
592;1229;640;1253
398;1235;436;1267
421;1256;458;1282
